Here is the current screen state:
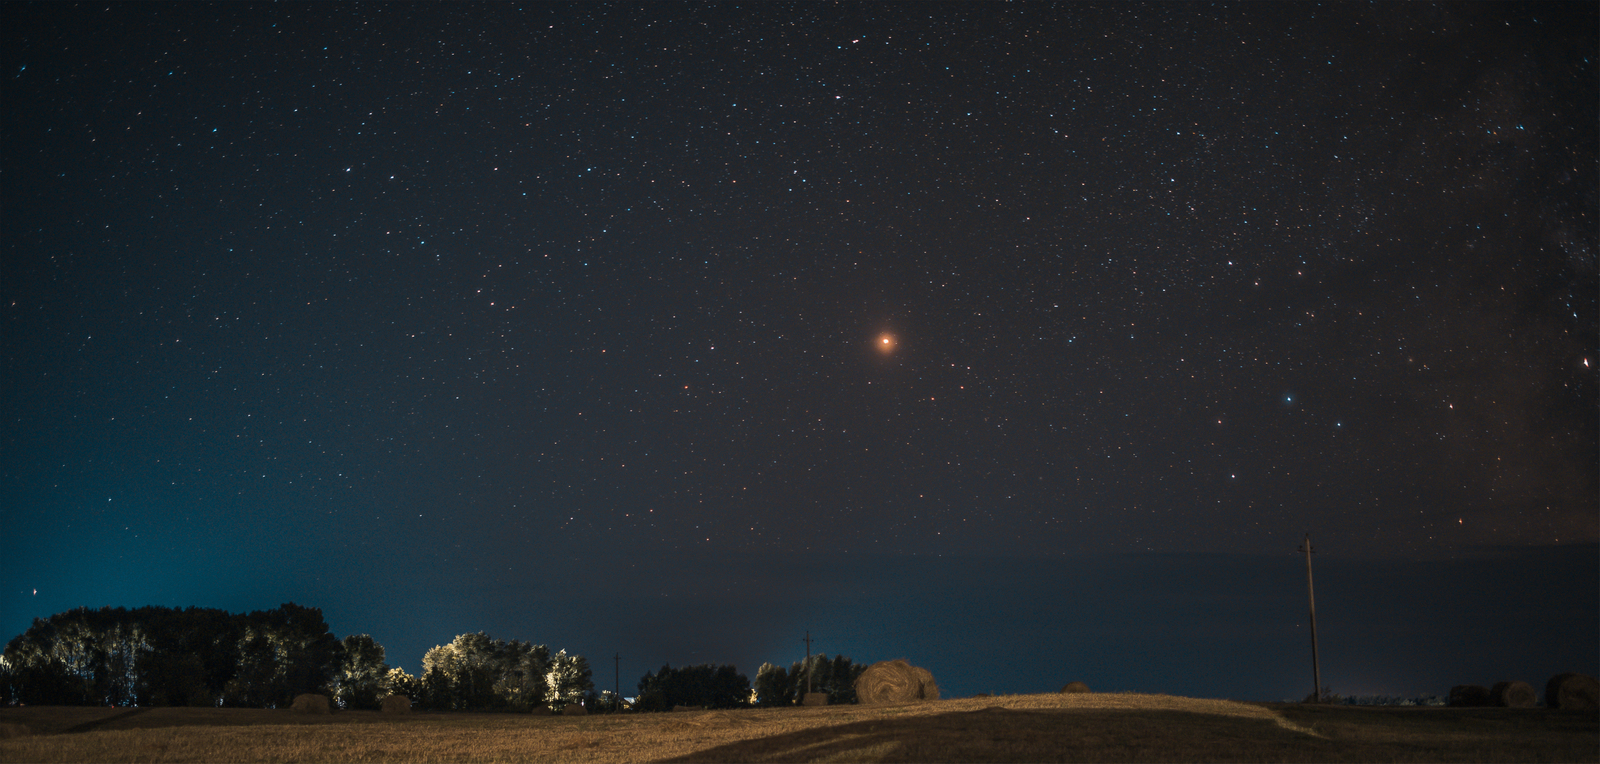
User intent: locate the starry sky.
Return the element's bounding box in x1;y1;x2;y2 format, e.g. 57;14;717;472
3;2;1596;702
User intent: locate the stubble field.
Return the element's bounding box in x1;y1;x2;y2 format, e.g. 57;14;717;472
2;692;1595;763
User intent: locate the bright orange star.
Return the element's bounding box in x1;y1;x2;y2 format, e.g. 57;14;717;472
876;333;897;354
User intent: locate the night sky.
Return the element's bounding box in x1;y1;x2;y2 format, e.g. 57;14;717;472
4;2;1595;703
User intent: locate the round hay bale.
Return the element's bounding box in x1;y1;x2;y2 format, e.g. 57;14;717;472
291;693;332;714
912;665;939;700
1060;681;1091;694
1448;685;1490;707
1490;681;1536;708
855;659;922;705
1546;673;1599;711
562;702;587;716
380;694;412;714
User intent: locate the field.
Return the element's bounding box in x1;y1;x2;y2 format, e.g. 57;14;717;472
2;692;1596;763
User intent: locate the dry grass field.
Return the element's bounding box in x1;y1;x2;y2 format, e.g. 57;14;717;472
1;692;1595;763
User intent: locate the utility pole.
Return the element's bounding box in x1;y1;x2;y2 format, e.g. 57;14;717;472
613;652;621;712
802;630;814;694
1298;533;1322;702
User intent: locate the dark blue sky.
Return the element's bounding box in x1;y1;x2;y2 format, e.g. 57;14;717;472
3;2;1595;701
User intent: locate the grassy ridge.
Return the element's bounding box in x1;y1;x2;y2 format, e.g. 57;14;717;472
1;693;1595;763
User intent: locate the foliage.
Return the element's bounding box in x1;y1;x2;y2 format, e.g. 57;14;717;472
753;662;793;707
635;663;750;711
421;633;502;710
383;667;420;700
417;632;574;712
2;604;344;709
545;649;593;712
594;689;623;713
3;607;150;706
1;607;592;715
753;654;866;706
222;603;343;708
1335;694;1448;706
333;635;390;710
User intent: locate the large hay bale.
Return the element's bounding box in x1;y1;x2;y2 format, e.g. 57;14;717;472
1061;681;1091;694
380;694;411;714
291;693;332;714
1546;673;1599;711
912;665;939;700
562;702;587;716
855;659;920;705
1448;685;1490;707
855;659;938;705
1490;681;1536;708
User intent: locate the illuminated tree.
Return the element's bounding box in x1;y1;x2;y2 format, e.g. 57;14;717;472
753;662;794;707
383;666;420;699
420;632;561;711
545;649;593;711
333;634;390;709
422;635;497;710
492;641;551;711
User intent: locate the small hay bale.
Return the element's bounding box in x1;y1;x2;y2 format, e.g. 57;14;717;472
803;692;829;706
291;693;331;714
1490;681;1536;708
912;665;939;700
1546;673;1599;711
855;659;921;705
1060;681;1091;694
562;702;587;716
380;694;412;714
671;705;703;712
1448;685;1490;707
528;705;552;715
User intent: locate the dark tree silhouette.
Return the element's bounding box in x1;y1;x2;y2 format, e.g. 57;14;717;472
4;603;345;708
635;663;750;711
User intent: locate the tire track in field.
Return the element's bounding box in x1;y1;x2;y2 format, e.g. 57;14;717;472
60;707;150;734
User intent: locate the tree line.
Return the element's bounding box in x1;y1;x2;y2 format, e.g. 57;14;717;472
0;604;592;711
1;604;868;711
633;654;867;710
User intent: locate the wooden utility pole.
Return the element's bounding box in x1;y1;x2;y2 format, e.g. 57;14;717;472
1298;533;1322;702
802;630;815;694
